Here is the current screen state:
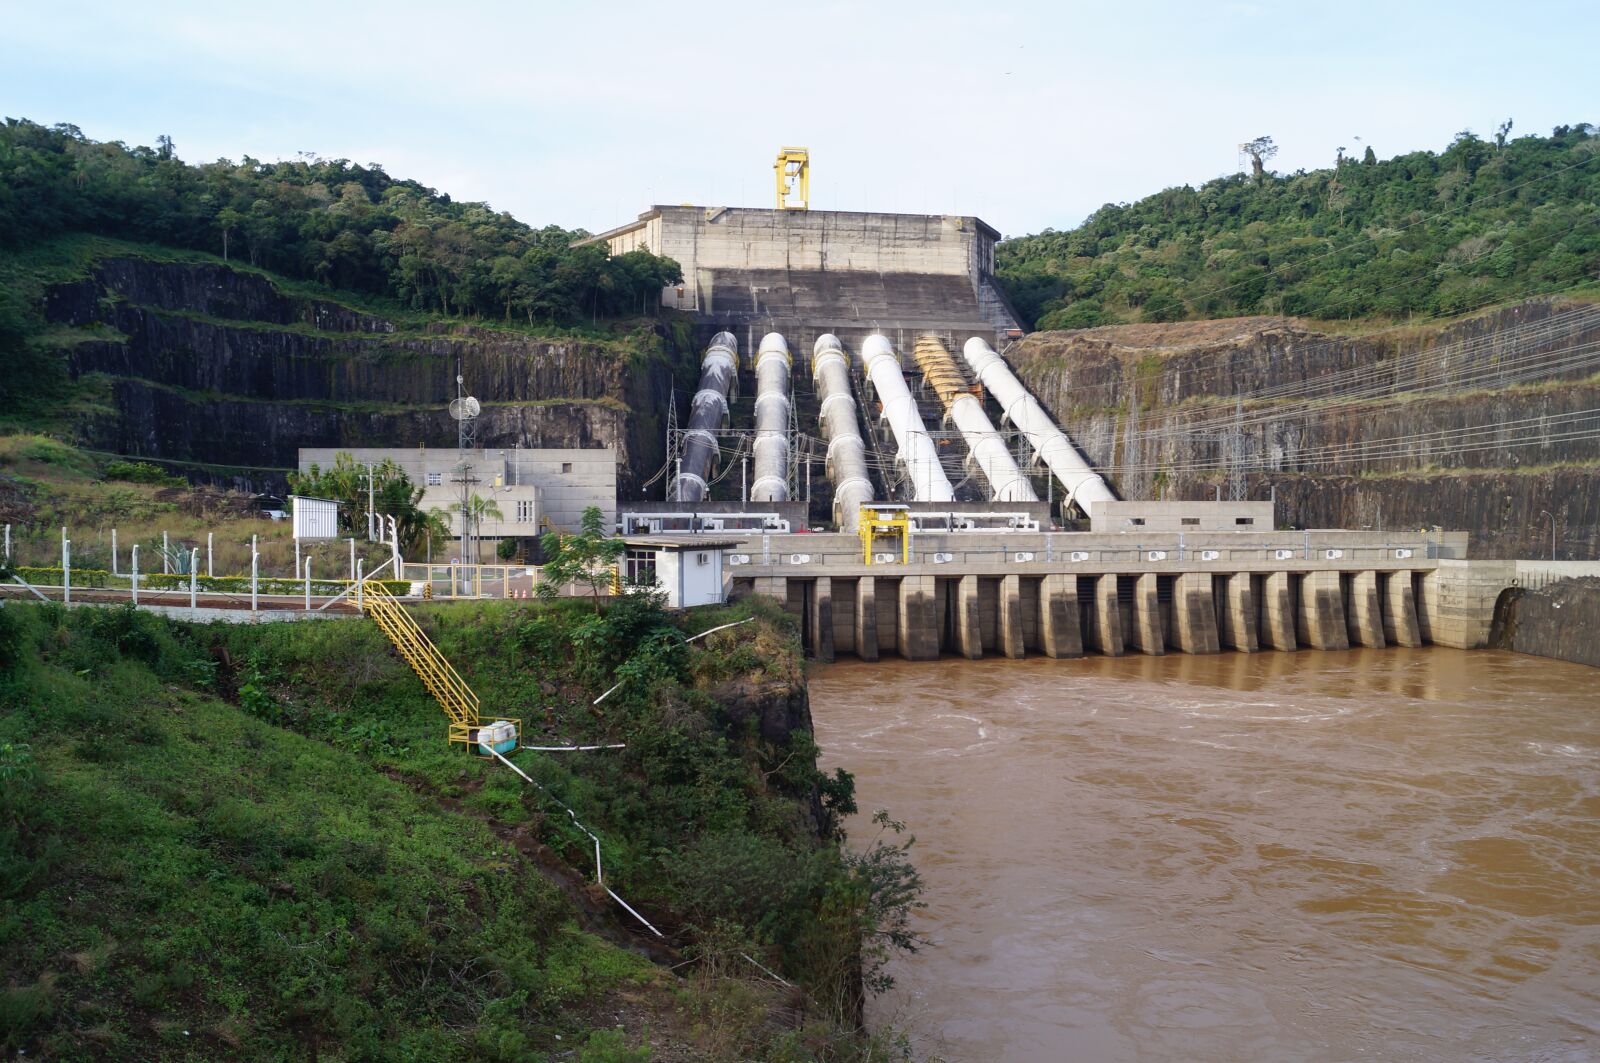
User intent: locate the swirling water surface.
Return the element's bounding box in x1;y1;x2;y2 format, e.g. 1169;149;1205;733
810;648;1600;1062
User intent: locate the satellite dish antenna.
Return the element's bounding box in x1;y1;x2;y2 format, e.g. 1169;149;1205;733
448;396;480;421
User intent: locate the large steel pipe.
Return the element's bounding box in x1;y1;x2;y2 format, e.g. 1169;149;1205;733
862;334;955;502
962;337;1116;514
811;334;874;531
672;332;737;502
750;332;791;502
913;336;1038;503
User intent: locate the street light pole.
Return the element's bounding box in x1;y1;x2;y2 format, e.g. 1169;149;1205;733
1540;510;1556;561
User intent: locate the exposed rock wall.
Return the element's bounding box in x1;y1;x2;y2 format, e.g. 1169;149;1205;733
1006;299;1600;558
44;257;681;497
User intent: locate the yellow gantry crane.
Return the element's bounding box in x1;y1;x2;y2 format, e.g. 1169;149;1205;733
361;580;518;753
774;147;809;210
859;504;912;564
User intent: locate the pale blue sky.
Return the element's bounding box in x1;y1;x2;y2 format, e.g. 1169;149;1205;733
5;1;1595;238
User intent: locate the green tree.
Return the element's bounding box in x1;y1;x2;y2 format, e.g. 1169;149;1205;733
537;505;625;613
450;493;504;551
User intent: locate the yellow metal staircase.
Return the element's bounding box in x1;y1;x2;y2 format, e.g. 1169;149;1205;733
361;580;515;750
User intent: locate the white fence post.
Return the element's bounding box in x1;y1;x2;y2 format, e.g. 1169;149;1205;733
131;545;140;606
189;549;199;613
163;530;170;573
304;558;312;611
250;551;259;616
207;532;213;578
112;528;119;576
62;535;71;604
294;537;301;582
348;538;356;580
356;560;364;611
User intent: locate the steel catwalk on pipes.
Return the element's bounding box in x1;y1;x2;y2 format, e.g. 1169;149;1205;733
671;332;737;502
862;334;955;502
912;336;1039;503
961;337;1116;513
750;333;791;502
811;334;874;531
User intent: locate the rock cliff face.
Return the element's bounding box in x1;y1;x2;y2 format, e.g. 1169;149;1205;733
45;256;682;496
1007;299;1600;558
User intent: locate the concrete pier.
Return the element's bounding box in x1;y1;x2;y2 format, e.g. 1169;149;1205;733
899;575;939;660
856;576;879;661
1173;573;1221;655
1039;574;1083;658
1381;571;1422;647
810;576;835;662
1261;572;1298;651
1346;571;1386;648
1128;574;1165;656
999;574;1026;659
1219;573;1259;652
956;575;984;660
1298;571;1350;651
1090;574;1125;656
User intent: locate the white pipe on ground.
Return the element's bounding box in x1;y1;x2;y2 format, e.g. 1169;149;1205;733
962;337;1116;515
862;334;954;502
750;333;790;502
811;334;874;532
672;332;737;502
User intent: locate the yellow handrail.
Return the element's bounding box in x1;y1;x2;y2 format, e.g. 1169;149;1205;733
359;580;513;748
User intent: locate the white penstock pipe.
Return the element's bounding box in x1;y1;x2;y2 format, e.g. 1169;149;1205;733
672;332;737;502
914;336;1038;503
811;334;874;532
962;336;1117;514
862;334;954;502
750;332;791;502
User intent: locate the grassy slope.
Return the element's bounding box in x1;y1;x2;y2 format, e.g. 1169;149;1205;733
0;602;660;1061
1;595;890;1062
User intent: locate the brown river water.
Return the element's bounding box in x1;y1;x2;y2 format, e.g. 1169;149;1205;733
810;648;1600;1062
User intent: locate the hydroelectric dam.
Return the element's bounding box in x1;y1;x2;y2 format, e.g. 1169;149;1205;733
590;166;1598;665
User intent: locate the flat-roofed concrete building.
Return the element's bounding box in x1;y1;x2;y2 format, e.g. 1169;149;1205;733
577;205;1023;352
296;447;616;556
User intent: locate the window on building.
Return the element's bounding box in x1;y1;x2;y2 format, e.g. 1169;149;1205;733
515;500;535;523
1127;517;1146;526
1181;517;1200;526
561;462;573;474
1236;517;1255;525
426;472;442;486
624;548;657;587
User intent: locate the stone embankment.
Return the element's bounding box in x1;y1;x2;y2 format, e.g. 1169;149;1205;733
45;256;683;496
1007;300;1600;558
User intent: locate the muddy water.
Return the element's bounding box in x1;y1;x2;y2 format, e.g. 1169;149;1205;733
810;648;1600;1062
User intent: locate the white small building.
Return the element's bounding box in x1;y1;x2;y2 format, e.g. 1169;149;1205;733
289;496;341;540
621;536;739;608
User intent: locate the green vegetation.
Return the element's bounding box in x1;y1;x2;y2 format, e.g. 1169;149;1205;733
998;124;1600;329
289;451;449;554
539;505;628;612
0;592;921;1059
0;119;682;325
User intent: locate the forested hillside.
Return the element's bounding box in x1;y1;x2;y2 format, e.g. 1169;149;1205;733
998;125;1600;329
0;119;680;325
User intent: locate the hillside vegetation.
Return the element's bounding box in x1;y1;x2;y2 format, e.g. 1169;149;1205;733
0;595;919;1060
0;118;680;327
998;125;1600;329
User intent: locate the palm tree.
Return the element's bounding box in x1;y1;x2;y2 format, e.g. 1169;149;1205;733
450;493;504;561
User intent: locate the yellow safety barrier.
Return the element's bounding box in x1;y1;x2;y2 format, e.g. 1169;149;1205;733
360;580;517;751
